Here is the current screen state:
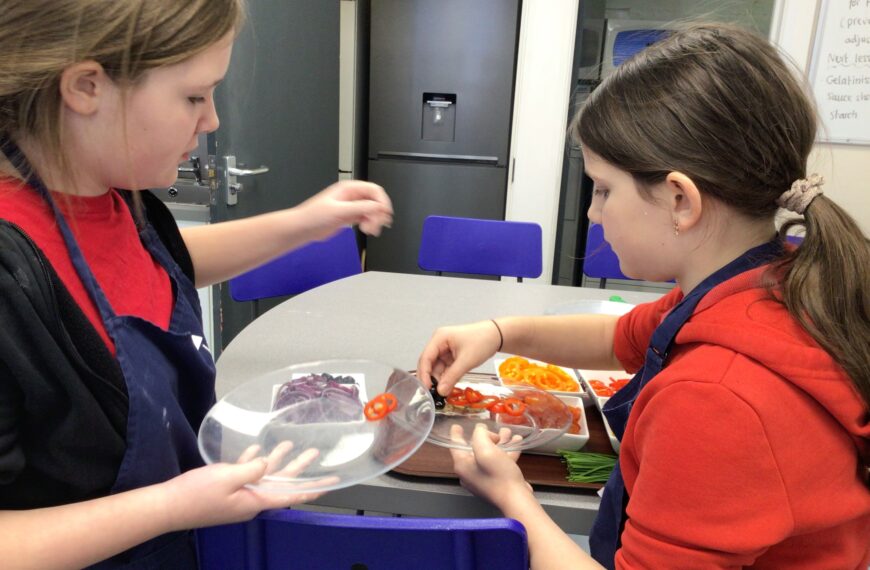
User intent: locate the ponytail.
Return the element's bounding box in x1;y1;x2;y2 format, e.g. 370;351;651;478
777;196;870;408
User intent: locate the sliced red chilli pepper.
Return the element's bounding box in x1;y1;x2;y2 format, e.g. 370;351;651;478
364;393;398;421
379;393;398;411
502;397;527;416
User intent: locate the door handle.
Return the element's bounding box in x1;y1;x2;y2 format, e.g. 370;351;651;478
224;155;270;206
227;166;270;177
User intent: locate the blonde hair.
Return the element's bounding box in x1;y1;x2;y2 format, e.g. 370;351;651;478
0;0;245;188
575;23;870;408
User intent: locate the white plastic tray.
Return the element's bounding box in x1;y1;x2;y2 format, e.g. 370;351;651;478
525;395;589;456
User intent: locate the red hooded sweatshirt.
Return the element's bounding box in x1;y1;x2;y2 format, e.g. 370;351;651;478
611;266;870;569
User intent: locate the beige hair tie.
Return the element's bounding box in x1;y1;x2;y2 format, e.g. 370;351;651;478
777;173;824;215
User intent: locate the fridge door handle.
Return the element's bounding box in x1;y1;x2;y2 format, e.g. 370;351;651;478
376;151;499;166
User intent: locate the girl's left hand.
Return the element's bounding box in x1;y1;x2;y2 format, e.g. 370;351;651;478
297;180;393;241
448;424;533;510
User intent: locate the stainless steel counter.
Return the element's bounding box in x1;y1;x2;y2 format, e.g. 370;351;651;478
216;271;662;533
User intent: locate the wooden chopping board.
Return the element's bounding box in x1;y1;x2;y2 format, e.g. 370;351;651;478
393;373;616;490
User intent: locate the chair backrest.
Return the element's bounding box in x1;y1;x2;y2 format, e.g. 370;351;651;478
229;226;361;301
582;223;629;283
583;224;791;288
418;215;542;280
197;509;529;570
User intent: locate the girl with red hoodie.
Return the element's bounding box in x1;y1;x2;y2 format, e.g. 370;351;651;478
417;22;870;570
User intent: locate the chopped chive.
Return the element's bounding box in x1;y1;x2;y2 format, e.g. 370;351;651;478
557;450;617;483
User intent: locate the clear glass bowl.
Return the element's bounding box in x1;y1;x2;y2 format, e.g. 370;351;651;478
426;377;572;452
198;359;435;493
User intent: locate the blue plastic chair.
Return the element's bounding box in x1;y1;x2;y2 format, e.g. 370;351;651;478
418;215;543;282
229;226;361;301
583;225;800;289
197;509;529;570
582;224;629;289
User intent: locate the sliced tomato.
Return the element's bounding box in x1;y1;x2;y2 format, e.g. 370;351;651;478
469;396;500;409
464;387;484;403
446;395;469;407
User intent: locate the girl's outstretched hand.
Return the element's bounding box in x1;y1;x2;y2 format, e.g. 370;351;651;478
158;445;328;531
448;424;533;511
417;321;502;395
297;180;393;241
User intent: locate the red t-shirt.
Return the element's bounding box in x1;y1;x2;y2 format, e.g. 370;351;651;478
0;179;173;354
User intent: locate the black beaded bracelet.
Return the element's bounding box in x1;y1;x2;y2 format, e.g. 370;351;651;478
490;319;504;352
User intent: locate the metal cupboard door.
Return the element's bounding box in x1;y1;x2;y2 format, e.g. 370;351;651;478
209;0;340;350
366;159;507;275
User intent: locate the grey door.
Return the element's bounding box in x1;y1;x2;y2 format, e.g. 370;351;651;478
210;1;340;351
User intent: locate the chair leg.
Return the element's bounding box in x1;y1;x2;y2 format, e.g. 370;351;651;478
599;278;606;289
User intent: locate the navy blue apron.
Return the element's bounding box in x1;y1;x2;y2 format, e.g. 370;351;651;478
2;139;216;569
588;240;783;569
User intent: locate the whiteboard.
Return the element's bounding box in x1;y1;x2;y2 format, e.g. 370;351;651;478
808;0;870;145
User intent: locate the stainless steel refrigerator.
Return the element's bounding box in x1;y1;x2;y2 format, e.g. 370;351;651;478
365;0;520;275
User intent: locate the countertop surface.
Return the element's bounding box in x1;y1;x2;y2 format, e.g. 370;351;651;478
216;271;663;533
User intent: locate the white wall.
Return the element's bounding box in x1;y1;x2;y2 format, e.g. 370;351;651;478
772;0;870;235
505;0;579;284
338;0;356;180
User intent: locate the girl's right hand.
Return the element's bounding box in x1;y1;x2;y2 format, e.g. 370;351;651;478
159;445;327;530
448;424;533;511
416;320;502;396
296;180;393;241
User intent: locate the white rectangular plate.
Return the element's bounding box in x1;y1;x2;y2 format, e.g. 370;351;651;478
575;369;633;411
525;395;590;456
493;355;588;401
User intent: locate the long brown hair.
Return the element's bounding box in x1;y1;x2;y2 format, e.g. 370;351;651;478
0;0;245;193
574;23;870;408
